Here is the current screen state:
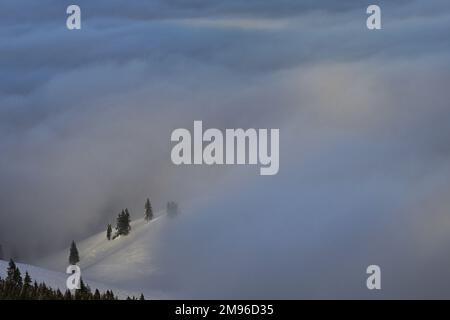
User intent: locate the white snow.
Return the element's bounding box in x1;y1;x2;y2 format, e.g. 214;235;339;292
37;211;170;299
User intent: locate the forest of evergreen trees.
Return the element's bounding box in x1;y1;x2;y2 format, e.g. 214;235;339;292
106;198;176;240
0;259;144;300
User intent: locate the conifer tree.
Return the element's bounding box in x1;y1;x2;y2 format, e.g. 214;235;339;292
4;259;22;298
0;244;4;260
69;241;80;265
21;272;32;299
115;210;123;236
106;224;112;240
167;201;179;217
124;209;131;234
145;198;153;221
14;265;22;287
56;289;63;300
24;272;31;286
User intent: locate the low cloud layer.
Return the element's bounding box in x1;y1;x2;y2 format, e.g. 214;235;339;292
0;0;450;297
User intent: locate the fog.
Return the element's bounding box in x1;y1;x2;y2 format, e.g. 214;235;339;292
1;0;450;297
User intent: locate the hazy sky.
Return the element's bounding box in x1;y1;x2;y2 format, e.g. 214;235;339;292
1;0;450;298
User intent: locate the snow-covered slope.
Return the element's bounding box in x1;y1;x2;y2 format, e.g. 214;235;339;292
38;212;169;299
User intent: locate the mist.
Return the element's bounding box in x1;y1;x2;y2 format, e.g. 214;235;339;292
1;0;450;298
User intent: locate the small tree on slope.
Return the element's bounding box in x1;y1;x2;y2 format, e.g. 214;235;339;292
106;224;112;240
145;198;153;221
69;241;80;265
116;209;131;236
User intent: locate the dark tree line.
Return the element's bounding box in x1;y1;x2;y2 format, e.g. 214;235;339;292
0;259;145;300
105;209;133;241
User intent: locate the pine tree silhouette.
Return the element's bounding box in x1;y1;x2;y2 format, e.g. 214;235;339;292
69;241;80;265
145;198;153;221
116;209;131;236
1;261;143;299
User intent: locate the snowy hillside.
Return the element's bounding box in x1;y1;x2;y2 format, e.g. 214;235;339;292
38;212;170;299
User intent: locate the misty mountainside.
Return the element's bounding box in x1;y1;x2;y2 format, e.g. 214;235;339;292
0;259;139;299
38;212;170;299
